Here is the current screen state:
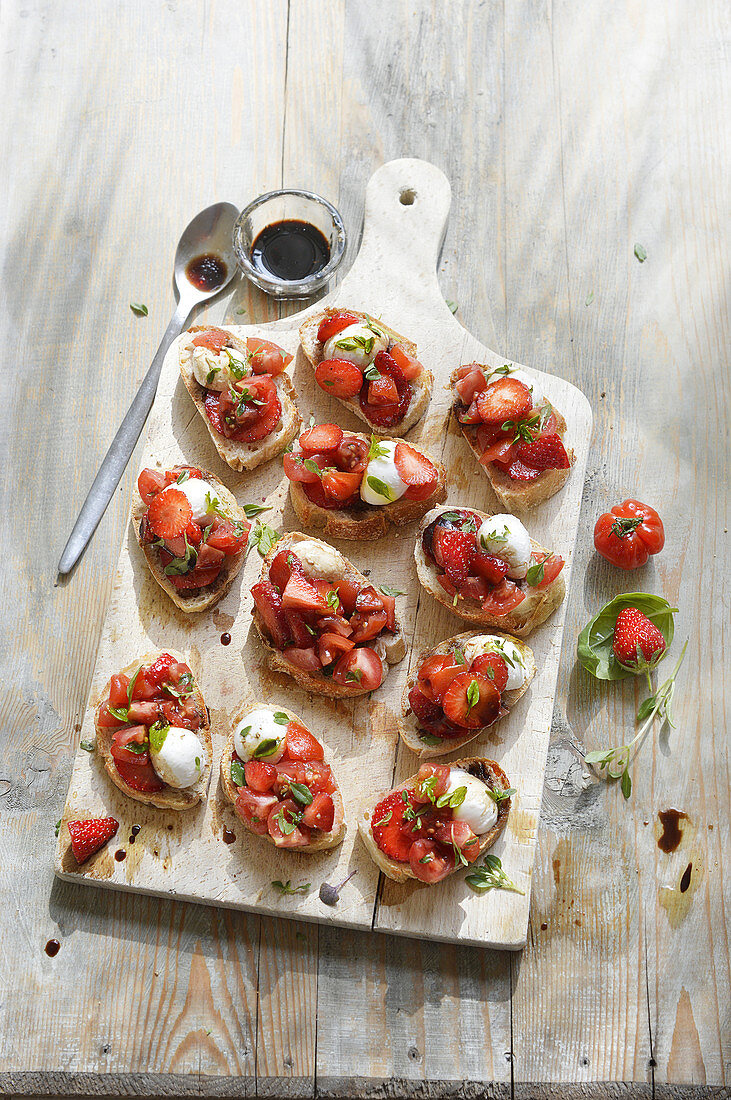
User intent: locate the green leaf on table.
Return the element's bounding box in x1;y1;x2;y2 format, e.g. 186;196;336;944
130;302;148;316
634;243;647;262
576;593;678;681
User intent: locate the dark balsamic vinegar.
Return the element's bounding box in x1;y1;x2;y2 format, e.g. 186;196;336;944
186;253;228;291
251;220;330;281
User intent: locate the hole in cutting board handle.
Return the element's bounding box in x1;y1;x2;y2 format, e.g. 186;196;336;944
399;188;416;206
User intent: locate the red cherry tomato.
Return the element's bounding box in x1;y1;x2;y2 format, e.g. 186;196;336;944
246;337;292;376
284;721;325;762
301;792;335;832
236;789;279;835
442;672;501;729
267;798;312;847
480;579;525;616
244;760;277;792
331;647;383;690
137;468;167;505
593;500;665;569
409;839;455;883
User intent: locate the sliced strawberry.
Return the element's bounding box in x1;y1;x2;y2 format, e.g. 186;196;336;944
389;343;423;381
251;580;291;648
281;571;329;614
317;310;361;344
455;365;487;405
470;653;509;693
68;817;119;864
368;375;400;405
371;790;414;862
476;377;532;424
147;488;192;539
206;517;249;554
459;399;484;425
244;760;277;792
359;351;412;428
516;432;570;471
299;423;344;454
470;549;509;585
613;607;666;670
433;528;474;588
269;549;295;592
301;792;335;832
315;358;364;398
284;721;325;762
393;442;439;501
137;468;167;505
442;672;501;729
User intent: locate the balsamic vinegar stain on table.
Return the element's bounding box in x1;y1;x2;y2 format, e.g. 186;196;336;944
657;809;688;853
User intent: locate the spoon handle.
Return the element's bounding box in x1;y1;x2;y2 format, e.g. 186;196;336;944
57;298;192;575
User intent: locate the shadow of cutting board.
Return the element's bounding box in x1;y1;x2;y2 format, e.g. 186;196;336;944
55;159;592;950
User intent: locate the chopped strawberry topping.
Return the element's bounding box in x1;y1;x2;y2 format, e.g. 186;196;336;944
147;488;192;539
371;791;414;862
515;432;570;471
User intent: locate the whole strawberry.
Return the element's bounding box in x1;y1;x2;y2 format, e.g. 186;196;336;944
612;607;666;671
68;817;119;864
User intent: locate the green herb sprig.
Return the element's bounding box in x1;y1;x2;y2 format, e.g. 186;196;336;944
465;854;524;894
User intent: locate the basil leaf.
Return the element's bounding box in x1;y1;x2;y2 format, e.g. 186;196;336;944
148;721;170;754
80;739;96;752
127;667;142;709
368;435;390;460
526;555;550;586
124;740;149;755
250;522;280;558
373;810;392;826
379;584;405;597
107;705;129;723
130;302;148;316
243;503;271;518
363;363;381;381
577;593;678;681
419;734;443;747
205;367;221;386
230;760;246;787
367;475;395;501
289;782;313;806
272;879;310;895
253;738;280;759
585;290;594;306
634;243;647;262
176;468;191;485
273;712;290;725
452;647;465;665
488;786;516;804
466;679;480;712
636;695;657;722
446;299;459;314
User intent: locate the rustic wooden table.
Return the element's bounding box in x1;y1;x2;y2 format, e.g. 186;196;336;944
0;2;727;1097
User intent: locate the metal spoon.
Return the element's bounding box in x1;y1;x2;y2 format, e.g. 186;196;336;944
57;202;240;575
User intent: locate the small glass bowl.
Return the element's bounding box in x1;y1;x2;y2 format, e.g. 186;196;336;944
233;189;346;298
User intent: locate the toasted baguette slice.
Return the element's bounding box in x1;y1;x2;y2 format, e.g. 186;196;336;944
94;651;212;811
299;308;433;436
289;432;447;540
414;506;565;637
399;630;536;758
179;327;302;471
358;758;511;883
450;365;575;511
252;532;406;697
220;704;345;852
132;467;249;614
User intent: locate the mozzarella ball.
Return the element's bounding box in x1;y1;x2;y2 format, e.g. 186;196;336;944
322;322;389;367
150;726;205;788
477;514;532;579
360;441;408;506
293;539;346;580
463;634;527;691
446;767;498;835
233;709;286;763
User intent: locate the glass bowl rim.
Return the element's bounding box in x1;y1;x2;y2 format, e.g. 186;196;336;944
233;188;347;292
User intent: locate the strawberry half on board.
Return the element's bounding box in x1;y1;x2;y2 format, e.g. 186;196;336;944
612;607;666;671
67;817;119;864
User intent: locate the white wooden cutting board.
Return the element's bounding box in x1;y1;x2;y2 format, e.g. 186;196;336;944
55;159;592;950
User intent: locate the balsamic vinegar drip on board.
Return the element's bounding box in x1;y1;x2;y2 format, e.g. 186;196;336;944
251;220;330;281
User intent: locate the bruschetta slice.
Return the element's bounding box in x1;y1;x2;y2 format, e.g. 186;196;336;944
299;308;432;436
283;422;447;540
133;463;250;613
95;651;211;811
179;326;301;472
451;364;574;510
359;759;512;884
415;506;565;637
400;630;535;758
220;704;345;851
251;532;406;697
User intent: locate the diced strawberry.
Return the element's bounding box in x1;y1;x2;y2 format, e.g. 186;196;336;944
408;685;444;725
275;760;334;794
169;567;221;590
393;442;439;501
455;366;487;405
147;487;192;539
269;549;295;591
251;580;291;648
442;671;502;729
417;654;463;703
317;310;361;344
68;817;119;864
281;571;329;614
476;377;533;424
301;791;335;832
126;700;160;725
389;343;423;381
196;543;226;570
459;399;484;425
470;549;509;585
206;517;249;554
433;528;474;588
527;552;564;588
108;673;131;710
137;468;167;505
371;790;414;862
316;613;353;637
299;423;344;454
145;653;177;687
283;609;314;648
359;351;412;428
516;432;570;471
333;576;361;615
315;358;364;398
470;653;509;693
368;375;400;405
284;721;325;762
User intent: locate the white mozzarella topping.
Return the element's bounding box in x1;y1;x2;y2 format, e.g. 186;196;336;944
164;477;221;526
446;767;498;835
233;709;286;763
150;726;205;788
462;634;527;691
188;344;249;391
293;539;346;580
477;514;532;580
360;441;408;506
322;321;389;367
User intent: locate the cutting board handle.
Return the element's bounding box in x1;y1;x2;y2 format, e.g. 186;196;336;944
337;159;452;309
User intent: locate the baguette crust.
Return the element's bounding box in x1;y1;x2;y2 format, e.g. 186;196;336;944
414;506;566;637
449;365;574;510
132;468;249;614
252;532;406;697
94;651;212;811
358;757;512;883
219;704;345;852
288;431;447;540
179;326;302;472
299;308;433;436
399;630;536;758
